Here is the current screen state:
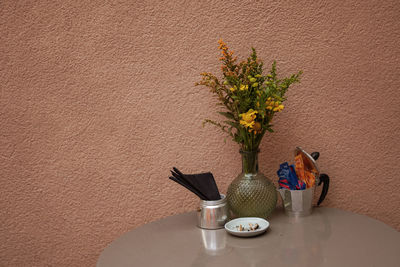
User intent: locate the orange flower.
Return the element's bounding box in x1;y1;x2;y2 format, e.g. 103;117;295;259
218;39;226;47
252;122;262;134
218;39;228;50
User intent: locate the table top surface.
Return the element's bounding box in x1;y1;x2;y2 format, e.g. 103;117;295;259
97;207;400;267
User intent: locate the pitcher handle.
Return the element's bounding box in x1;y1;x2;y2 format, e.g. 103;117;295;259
317;173;330;206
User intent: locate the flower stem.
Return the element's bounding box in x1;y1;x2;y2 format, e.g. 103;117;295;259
240;149;259;174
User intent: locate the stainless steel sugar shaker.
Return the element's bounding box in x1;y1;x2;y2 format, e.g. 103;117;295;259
197;194;228;229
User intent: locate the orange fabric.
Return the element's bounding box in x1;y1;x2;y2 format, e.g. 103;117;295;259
295;155;315;188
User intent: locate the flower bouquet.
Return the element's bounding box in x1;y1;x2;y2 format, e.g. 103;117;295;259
196;40;302;218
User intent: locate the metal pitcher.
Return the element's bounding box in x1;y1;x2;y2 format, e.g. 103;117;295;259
278;147;330;217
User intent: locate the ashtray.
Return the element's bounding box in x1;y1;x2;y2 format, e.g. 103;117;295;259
224;217;270;237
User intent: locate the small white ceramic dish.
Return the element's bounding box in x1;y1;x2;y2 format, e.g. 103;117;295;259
224;217;270;237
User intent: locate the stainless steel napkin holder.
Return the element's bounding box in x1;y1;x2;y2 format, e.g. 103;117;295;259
197;194;228;229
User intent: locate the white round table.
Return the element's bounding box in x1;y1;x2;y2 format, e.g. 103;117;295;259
97;207;400;267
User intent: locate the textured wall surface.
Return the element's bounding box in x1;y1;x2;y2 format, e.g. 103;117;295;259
1;0;399;266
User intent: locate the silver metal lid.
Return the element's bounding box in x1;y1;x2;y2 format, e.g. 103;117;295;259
294;147;320;179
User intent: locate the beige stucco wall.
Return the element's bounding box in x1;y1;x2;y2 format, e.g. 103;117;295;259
1;0;399;266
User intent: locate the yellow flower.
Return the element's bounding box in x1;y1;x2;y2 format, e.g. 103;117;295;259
230;86;237;92
240;84;249;91
267;101;284;112
240;109;258;128
266;98;281;111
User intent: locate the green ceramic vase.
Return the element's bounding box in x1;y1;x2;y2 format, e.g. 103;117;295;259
227;149;277;219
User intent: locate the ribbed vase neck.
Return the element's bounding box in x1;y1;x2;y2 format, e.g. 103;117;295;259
240;149;259;174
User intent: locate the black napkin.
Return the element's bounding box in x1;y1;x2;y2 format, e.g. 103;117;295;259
169;171;208;200
171;167;221;201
